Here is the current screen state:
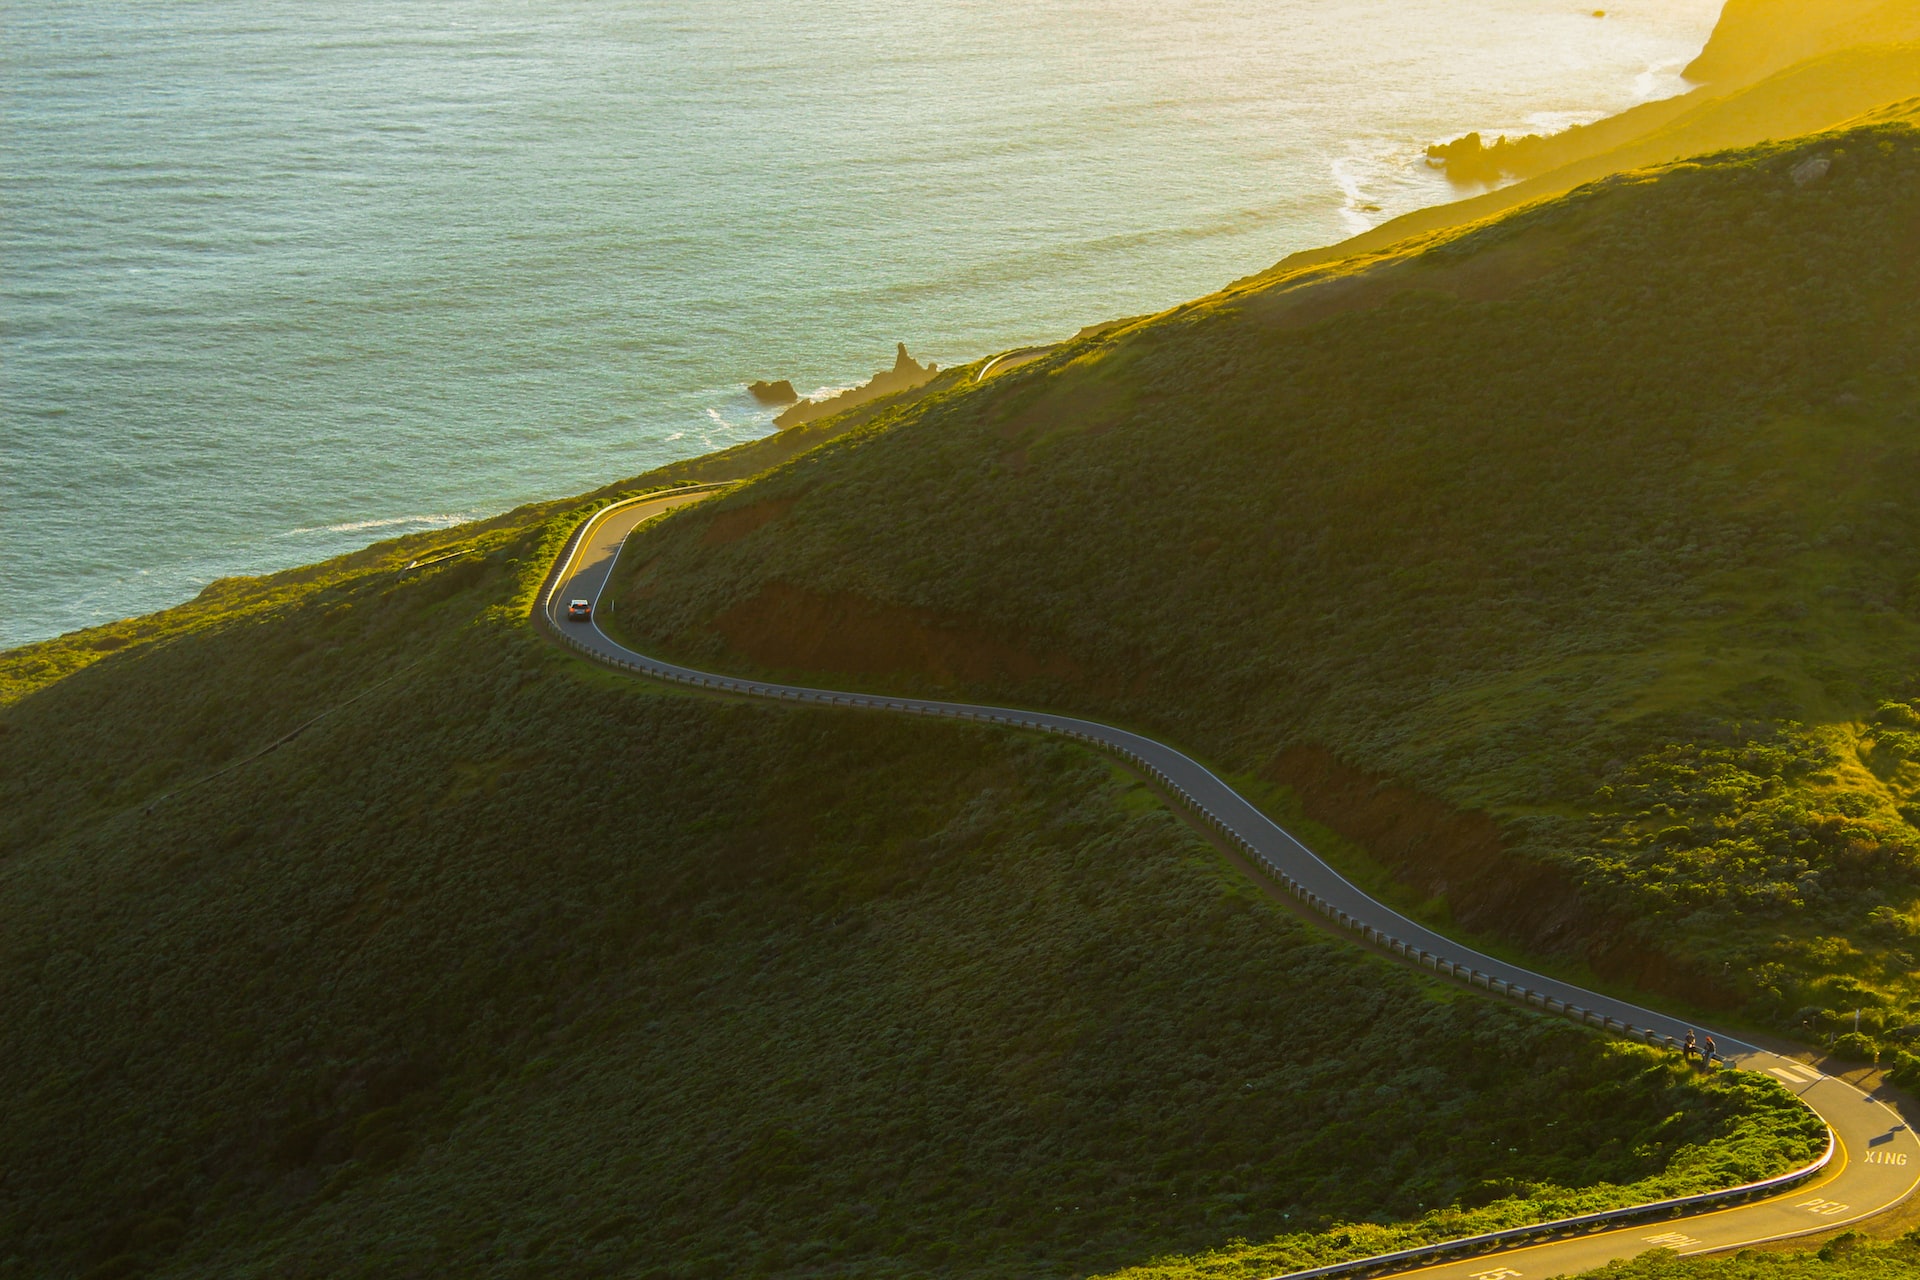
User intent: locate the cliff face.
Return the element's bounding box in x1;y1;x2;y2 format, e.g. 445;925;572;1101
1687;0;1920;85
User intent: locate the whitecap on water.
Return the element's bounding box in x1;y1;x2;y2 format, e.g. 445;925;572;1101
278;513;476;539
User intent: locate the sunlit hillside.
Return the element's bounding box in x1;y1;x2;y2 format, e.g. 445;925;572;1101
607;120;1920;1057
1313;0;1920;268
1416;43;1920;189
1686;0;1920;84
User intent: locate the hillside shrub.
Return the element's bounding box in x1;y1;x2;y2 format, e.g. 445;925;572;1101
1829;1031;1881;1063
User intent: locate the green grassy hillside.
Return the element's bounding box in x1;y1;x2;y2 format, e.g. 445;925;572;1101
604;121;1920;1051
0;497;1821;1277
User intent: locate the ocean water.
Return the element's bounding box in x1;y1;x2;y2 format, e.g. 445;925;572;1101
1;0;1723;648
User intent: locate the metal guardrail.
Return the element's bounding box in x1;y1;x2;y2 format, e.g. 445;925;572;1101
1262;1130;1835;1279
530;485;728;631
536;492;1840;1280
974;345;1055;381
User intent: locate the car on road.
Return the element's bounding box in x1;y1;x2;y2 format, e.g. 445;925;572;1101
567;599;592;621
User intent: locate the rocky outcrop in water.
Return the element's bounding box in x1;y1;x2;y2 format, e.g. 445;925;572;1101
775;344;938;430
747;379;799;406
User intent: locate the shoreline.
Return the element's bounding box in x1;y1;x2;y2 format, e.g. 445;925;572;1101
11;2;1872;652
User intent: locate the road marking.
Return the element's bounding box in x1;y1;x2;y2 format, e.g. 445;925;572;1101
1769;1063;1817;1083
1864;1150;1910;1166
1642;1231;1701;1249
1469;1269;1522;1280
1797;1198;1850;1215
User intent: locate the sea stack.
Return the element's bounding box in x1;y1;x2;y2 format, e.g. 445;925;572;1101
773;343;940;430
747;379;799;406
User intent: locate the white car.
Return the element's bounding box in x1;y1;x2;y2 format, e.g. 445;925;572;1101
567;599;592;621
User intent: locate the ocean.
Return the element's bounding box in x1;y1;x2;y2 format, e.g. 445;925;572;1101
1;0;1723;648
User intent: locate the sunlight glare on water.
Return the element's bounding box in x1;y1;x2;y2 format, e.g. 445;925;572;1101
1;0;1723;646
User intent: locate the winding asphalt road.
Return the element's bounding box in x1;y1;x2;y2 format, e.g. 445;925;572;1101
544;490;1919;1279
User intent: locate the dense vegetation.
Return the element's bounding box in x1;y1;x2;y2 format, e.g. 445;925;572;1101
0;500;1823;1278
606;123;1920;1053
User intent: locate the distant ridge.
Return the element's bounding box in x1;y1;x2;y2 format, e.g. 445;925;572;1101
1685;0;1920;84
1288;0;1920;271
